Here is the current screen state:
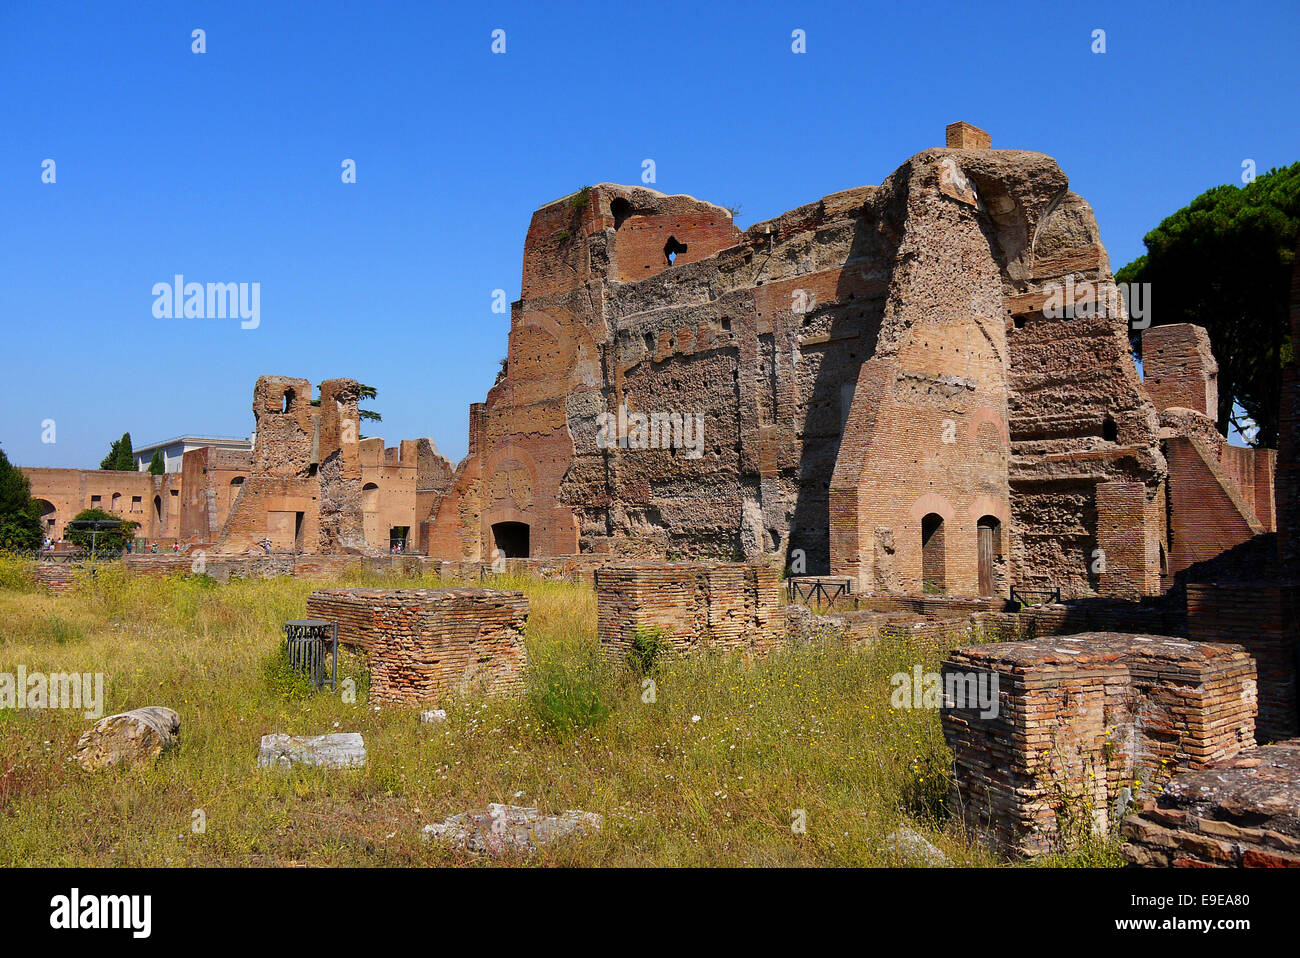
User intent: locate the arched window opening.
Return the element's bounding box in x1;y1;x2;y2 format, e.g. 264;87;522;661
921;513;946;594
611;197;632;230
977;515;1002;597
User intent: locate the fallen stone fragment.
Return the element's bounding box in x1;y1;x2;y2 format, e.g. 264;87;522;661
257;732;366;770
422;803;602;855
419;709;447;724
883;826;948;865
75;706;181;771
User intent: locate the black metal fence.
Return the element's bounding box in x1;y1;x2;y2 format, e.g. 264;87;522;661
283;619;338;691
6;548;123;562
785;577;857;609
1009;585;1062;608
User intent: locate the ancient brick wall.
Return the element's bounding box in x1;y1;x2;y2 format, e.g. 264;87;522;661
211;375;443;557
829;151;1011;596
1121;739;1300;867
1145;323;1276;576
945;121;991;150
1187;583;1298;741
942;632;1256;856
1165;437;1266;575
316;378;367;553
595;561;781;657
115;552;437;583
1002;184;1165;599
1142;323;1218;418
178;446;251;543
423;126;1171;602
1095;481;1163;599
23;466;183;543
304;587;528;704
33;562;77;594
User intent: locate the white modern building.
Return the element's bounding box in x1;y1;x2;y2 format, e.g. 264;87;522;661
133;436;254;474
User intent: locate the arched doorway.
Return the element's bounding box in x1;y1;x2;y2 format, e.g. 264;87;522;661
921;513;945;593
491;521;530;559
361;483;381;546
35;499;56;540
977;515;1002;597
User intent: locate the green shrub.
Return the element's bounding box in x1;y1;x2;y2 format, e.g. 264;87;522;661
568;186;591;213
0;552;36;592
524;648;613;733
627;625;666;676
261;639;316;701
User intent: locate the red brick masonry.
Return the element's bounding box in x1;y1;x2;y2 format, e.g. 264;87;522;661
595;562;782;658
1121;739;1300;867
305;587;529;705
942;632;1256;856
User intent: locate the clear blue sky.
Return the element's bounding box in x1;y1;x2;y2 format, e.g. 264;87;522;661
3;0;1297;468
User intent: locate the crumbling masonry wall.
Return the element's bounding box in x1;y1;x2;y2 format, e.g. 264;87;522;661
305;587;528;705
213;375;448;555
941;632;1256;857
423;125;1170;600
1142;324;1275;580
1120;738;1300;867
595;562;782;658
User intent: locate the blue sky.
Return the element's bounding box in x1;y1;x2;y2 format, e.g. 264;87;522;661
3;0;1297;468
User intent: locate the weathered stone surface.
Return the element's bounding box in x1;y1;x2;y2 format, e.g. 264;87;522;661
421;803;602;855
942;632;1257;857
75;706;181;771
305;587;528;704
595;561;781;658
883;826;948;865
1121;739;1300;867
257;732;366;770
20;124;1273;625
419;709;447;724
415;125;1186;604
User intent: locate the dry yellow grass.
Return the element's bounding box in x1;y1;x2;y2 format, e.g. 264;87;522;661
0;564;1119;866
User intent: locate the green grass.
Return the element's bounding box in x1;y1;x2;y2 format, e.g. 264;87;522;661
0;567;1121;866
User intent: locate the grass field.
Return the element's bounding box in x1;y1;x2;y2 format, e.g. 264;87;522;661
0;558;1121;867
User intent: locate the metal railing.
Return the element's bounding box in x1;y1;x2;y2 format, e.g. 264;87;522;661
1009;586;1062;607
786;577;857;609
283;619;338;692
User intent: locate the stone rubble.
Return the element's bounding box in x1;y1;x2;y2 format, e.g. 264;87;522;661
421;803;603;855
74;706;181;771
257;732;366;770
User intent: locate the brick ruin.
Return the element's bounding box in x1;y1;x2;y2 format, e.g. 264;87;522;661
9;123;1295;871
594;562;782;658
1120;739;1300;867
941;633;1257;856
22;123;1273;606
414;122;1268;603
304;587;528;705
201;376;456;555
